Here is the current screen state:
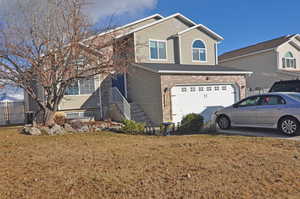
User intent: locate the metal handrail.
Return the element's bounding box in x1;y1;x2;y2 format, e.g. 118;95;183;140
112;87;131;120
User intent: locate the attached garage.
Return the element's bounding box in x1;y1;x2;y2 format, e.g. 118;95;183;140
130;63;252;126
171;84;238;123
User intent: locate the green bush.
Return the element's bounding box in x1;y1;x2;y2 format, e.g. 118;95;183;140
121;120;145;134
179;113;204;132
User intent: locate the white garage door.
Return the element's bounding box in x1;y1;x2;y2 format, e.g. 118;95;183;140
171;84;237;124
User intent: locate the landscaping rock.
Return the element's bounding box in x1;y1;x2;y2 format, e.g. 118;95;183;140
78;125;89;133
49;124;65;135
64;123;76;133
40;126;51;135
22;127;42;136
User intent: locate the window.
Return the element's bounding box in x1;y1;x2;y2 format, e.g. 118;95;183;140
65;78;95;95
206;87;212;91
237;96;261;107
190;87;196;92
222;86;227;91
282;52;296;69
149;40;167;60
199;87;204;91
214;86;219;91
192;40;206;62
181;87;187;92
259;96;285;105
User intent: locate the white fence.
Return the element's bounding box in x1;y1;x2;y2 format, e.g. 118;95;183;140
0;101;25;126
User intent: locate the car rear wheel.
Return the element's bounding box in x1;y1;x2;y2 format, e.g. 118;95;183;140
279;117;299;136
217;115;231;130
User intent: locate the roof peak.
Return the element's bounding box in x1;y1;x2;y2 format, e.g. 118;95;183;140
219;34;298;61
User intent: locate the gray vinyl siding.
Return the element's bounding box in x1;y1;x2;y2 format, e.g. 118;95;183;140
127;66;163;125
135;17;193;64
180;28;217;65
220;50;278;89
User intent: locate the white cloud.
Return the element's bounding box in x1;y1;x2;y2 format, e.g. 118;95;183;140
0;0;158;23
85;0;158;23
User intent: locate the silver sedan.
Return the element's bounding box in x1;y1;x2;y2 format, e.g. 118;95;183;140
215;92;300;136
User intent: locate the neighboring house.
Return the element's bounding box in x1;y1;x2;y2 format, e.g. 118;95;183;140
25;13;252;126
219;34;300;93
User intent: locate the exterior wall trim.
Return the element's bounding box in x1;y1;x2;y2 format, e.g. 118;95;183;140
116;13;197;39
132;63;253;75
176;24;224;41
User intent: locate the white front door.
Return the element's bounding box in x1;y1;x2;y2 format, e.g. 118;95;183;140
171;84;237;124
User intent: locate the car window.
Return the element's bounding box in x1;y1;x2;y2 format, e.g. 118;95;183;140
270;82;300;92
237;96;261;107
258;96;285;105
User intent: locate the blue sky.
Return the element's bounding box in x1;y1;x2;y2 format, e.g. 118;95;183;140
108;0;300;55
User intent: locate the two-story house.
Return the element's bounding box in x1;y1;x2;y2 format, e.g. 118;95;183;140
219;34;300;93
25;13;252;126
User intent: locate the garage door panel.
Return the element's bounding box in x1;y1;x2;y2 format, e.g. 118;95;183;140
171;84;236;124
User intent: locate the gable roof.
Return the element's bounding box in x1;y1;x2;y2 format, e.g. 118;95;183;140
116;13;197;39
219;34;297;61
177;24;224;41
83;14;164;42
133;63;252;75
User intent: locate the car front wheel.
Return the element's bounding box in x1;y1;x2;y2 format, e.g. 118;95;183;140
279;117;299;136
217;115;231;130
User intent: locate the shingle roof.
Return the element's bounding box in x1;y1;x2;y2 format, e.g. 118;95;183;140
133;63;252;74
219;34;296;61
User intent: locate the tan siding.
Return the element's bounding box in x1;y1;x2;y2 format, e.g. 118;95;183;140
220;50;278;89
127;66;163;125
59;74;111;119
180;29;217;65
135;17;192;64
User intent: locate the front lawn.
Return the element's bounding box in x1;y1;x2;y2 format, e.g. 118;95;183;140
0;127;300;198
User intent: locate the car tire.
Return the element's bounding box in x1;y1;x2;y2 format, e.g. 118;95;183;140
278;117;299;136
217;115;231;130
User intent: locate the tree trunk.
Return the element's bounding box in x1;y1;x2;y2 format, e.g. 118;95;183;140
43;109;56;126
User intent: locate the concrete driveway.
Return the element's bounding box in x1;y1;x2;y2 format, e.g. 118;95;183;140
217;127;300;141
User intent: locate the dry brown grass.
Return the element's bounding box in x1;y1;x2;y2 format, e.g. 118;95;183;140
0;127;300;199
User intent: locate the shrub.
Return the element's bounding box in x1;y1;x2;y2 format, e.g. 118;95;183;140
121;120;145;134
179;113;204;132
54;112;66;126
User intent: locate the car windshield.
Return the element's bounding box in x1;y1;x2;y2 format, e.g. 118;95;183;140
270;82;300;92
287;93;300;102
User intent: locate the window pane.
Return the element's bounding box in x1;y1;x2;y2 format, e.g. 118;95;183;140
200;49;206;61
79;78;95;95
193;49;199;61
150;41;158;59
238;96;261;106
158;41;166;59
282;58;286;68
65;81;79;95
192;40;205;48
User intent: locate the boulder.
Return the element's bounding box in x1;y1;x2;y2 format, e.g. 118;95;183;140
49;124;65;135
40;126;51;135
78;125;89;133
22;127;42;136
64;123;76;133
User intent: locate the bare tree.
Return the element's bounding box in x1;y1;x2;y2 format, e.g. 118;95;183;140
0;0;133;125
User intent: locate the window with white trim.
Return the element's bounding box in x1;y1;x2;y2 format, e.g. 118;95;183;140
192;40;206;62
149;40;167;60
65;78;96;95
282;52;296;69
